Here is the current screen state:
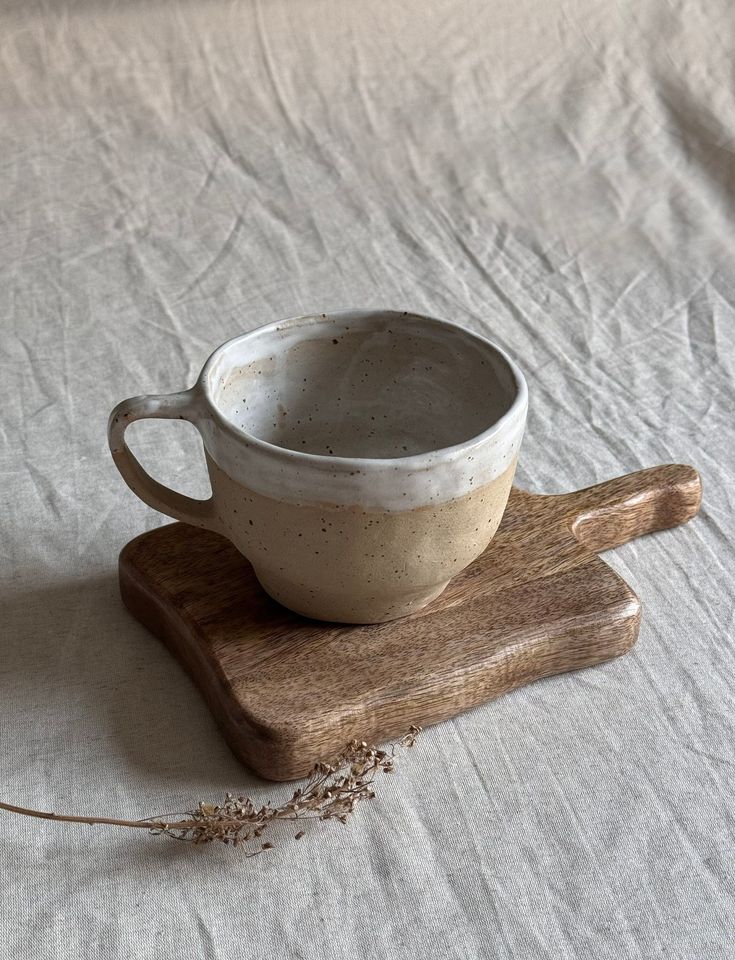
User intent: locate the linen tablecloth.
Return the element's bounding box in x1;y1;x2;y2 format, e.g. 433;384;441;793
1;0;733;956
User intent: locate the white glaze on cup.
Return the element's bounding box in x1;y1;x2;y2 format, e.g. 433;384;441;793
109;310;527;622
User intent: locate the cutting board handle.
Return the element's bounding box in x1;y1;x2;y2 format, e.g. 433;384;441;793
555;463;702;552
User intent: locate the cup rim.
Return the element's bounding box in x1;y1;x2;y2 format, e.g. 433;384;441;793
197;309;528;470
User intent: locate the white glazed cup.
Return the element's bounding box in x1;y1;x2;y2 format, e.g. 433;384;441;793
109;310;527;623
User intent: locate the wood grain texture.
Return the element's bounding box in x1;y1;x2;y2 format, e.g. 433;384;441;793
119;463;702;780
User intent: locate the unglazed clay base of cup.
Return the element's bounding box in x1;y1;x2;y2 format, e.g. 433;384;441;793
109;311;527;623
119;464;702;780
207;456;517;623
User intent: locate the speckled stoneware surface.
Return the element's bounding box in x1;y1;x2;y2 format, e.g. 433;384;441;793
108;310;527;622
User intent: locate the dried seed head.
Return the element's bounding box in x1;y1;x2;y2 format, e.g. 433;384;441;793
0;729;419;854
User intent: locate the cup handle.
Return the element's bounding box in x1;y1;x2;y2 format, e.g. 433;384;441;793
108;388;219;530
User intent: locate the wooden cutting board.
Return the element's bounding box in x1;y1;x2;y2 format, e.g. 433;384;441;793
119;464;701;780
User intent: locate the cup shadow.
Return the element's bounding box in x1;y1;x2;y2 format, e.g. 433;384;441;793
1;573;270;797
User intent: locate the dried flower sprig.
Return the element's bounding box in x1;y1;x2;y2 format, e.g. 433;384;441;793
0;727;420;854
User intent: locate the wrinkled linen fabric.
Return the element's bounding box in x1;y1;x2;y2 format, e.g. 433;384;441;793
1;0;734;957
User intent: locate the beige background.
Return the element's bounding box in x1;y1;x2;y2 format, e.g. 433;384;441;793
1;0;733;956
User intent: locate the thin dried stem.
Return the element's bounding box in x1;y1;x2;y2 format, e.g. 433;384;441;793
0;802;184;831
0;727;420;853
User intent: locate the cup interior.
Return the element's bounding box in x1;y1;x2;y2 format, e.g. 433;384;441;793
208;312;520;459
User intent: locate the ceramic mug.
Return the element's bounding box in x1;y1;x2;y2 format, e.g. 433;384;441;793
108;310;527;623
